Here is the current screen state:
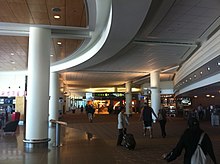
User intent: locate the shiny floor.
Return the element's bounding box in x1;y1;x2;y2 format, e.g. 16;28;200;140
0;112;220;164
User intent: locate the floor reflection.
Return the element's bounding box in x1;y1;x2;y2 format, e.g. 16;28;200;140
0;124;116;164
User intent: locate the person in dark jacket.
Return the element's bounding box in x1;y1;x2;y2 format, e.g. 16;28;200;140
157;108;167;138
139;103;157;138
163;117;217;164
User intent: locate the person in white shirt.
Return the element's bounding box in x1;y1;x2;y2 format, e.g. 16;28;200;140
117;106;129;146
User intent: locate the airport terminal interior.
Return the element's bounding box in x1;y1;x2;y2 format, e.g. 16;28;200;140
0;0;220;163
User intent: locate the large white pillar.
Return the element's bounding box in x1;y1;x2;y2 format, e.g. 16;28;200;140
150;71;160;119
49;72;59;123
24;27;51;147
125;81;132;115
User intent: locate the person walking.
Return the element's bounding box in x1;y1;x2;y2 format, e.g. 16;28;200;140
158;108;167;138
117;106;129;146
139;103;157;138
85;103;95;123
163;117;217;163
197;104;204;120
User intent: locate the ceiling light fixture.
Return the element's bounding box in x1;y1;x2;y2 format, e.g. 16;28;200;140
57;41;62;45
54;15;61;19
10;53;14;56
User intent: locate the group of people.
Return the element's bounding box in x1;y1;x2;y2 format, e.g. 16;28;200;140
116;103;217;163
117;103;167;145
139;103;168;138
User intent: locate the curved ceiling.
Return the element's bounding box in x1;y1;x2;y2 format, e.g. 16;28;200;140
0;0;220;95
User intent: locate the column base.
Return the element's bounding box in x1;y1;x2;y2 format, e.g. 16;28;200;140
23;138;51;150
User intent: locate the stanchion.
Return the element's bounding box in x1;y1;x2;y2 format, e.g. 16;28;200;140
50;119;67;147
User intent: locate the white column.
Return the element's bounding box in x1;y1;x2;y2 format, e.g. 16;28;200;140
150;71;160;119
49;72;59;124
125;81;132;115
24;27;51;146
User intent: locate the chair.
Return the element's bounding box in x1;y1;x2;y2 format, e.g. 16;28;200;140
3;120;19;134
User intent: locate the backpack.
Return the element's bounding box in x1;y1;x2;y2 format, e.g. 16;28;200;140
191;133;206;164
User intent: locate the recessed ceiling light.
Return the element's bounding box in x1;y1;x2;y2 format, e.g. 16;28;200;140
207;67;211;71
206;94;210;97
11;61;15;64
10;53;14;56
54;15;61;19
194;96;197;98
57;41;62;45
200;71;203;74
50;54;54;57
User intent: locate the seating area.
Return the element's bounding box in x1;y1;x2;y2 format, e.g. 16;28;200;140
3;120;19;134
0;112;20;134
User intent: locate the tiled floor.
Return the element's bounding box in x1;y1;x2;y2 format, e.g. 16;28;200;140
0;111;219;164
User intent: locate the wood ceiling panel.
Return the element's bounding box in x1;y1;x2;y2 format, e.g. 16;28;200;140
27;1;49;24
0;36;27;71
32;18;50;25
65;40;82;56
8;2;33;23
66;0;86;27
0;0;86;26
52;38;65;60
30;11;48;19
51;38;82;61
47;0;65;26
26;0;46;5
0;1;14;17
81;6;87;27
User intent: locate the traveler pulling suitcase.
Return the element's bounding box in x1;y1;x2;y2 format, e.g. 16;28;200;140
121;133;136;150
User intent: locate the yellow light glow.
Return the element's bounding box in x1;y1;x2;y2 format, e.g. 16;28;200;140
54;15;61;19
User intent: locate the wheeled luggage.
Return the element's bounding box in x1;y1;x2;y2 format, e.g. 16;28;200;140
121;133;136;150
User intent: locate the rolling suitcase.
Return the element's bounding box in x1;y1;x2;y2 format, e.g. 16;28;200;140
121;133;136;150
